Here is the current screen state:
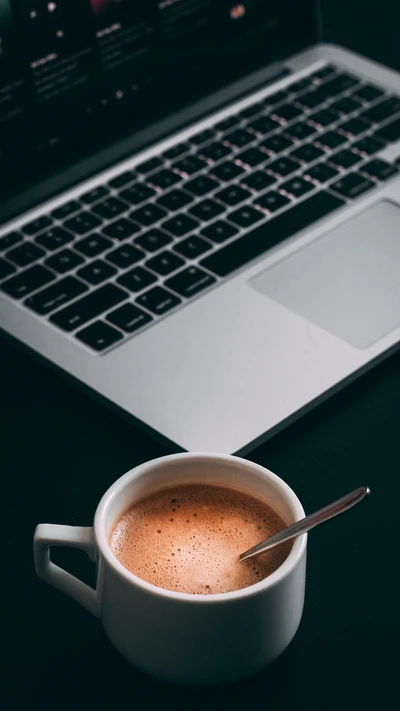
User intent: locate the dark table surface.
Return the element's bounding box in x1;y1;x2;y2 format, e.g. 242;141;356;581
5;5;400;709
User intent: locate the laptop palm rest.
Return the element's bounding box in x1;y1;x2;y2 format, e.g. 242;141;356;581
250;200;400;349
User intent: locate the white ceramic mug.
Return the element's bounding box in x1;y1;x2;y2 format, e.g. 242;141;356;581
34;453;307;684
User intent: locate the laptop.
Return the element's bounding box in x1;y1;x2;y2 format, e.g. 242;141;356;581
1;1;400;455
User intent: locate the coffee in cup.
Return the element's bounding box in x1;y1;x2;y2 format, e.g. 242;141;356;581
34;453;307;684
109;483;292;594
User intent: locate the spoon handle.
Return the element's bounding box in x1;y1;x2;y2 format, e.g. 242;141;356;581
239;485;370;562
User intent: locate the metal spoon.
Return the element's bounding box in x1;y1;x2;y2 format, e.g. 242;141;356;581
239;485;370;562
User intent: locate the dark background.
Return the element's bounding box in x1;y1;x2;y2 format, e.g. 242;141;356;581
5;2;400;709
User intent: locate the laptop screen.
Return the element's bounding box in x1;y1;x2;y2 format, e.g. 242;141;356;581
0;1;316;198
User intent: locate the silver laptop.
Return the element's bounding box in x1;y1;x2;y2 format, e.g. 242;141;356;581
1;1;400;454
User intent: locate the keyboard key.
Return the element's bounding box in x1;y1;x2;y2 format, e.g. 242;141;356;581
77;259;117;285
254;191;291;212
148;169;181;190
102;218;140;240
136;286;181;315
200;220;239;243
0;232;23;251
351;84;385;103
25;276;88;314
328;149;363;169
247;116;277;136
134;229;172;253
190;129;216;146
239;103;264;119
35;227;74;251
162;214;199;237
235;147;265;167
329;96;362;116
157;189;194;210
260;134;293;155
76;321;123;351
307;108;337;127
240;170;276;192
271;103;303;123
200;191;345;277
74;234;113;257
106;244;145;267
107;303;153;333
211;161;245;181
318;73;359;98
360;158;399;181
280;176;314;198
163;142;191;160
310;65;337;82
117;266;157;292
145;250;185;276
173;235;212;258
120;183;156;205
173;155;208;176
290;143;324;164
22;215;53;236
266;156;299;177
352;135;386;155
337;118;369;137
375;117;400;142
1;265;56;298
289;77;313;93
45;249;85;274
185;175;220;197
263;90;288;107
165;266;216;298
223;128;254;148
130;204;168;227
215;185;252;206
214;116;239;132
200;142;232;162
304;162;340;183
0;258;16;280
64;212;103;235
52;200;81;220
331;173;375;199
6;242;46;267
228;205;264;227
296;89;326;109
80;186;109;204
92;197;129;220
108;171;135;189
188;199;225;222
361;97;400;123
315;131;347;150
284;121;316;141
50;283;128;331
136;157;163;174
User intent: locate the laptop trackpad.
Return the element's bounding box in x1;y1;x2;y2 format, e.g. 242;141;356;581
250;200;400;349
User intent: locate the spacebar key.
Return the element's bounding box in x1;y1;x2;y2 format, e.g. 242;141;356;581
200;191;345;277
50;283;128;331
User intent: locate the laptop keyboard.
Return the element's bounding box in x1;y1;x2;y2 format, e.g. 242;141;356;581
1;63;400;352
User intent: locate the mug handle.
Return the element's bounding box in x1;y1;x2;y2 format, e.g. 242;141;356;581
34;524;99;617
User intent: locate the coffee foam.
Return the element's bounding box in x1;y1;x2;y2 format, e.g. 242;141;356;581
109;484;292;595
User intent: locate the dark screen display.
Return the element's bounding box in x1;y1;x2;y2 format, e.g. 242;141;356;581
0;1;316;194
0;0;26;159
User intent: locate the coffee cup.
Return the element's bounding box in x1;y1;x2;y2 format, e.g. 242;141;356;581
34;453;307;684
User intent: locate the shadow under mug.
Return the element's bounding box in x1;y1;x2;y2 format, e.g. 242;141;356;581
34;452;307;685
